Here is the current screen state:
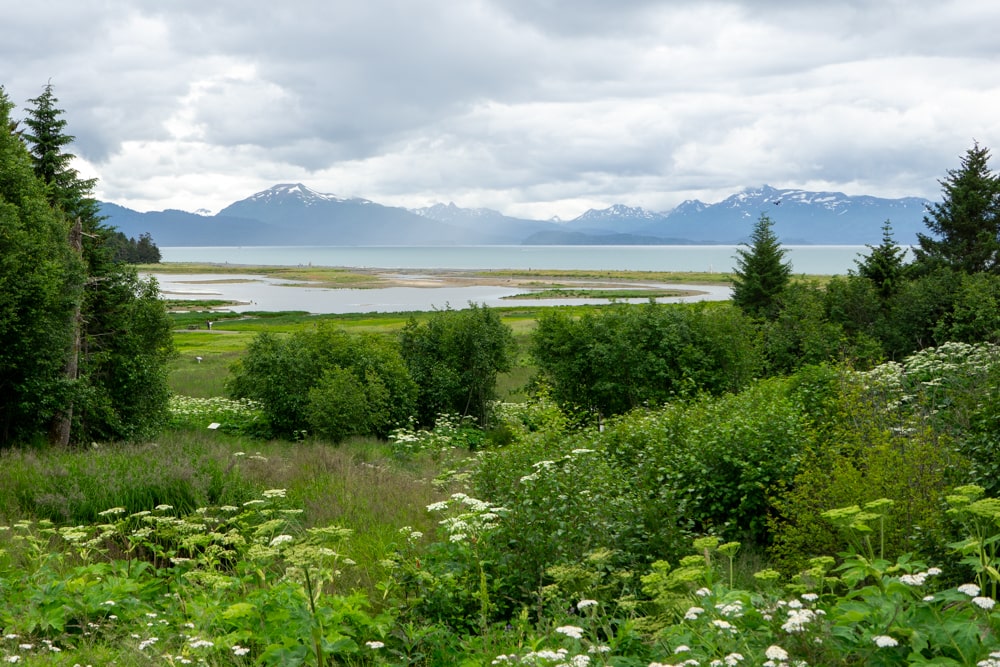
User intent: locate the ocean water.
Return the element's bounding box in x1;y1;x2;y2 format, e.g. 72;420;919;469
159;244;877;275
153;245;882;314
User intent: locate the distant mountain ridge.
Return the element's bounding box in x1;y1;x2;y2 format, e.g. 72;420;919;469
100;182;934;247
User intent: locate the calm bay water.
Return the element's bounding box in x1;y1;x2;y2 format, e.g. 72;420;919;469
160;244;876;275
153;245;882;314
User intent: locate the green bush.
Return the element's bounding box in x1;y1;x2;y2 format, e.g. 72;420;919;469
531;302;764;418
399;303;516;427
227;324;417;440
768;347;1000;574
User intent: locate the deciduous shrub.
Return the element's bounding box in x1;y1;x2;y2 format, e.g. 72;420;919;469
227;324;416;440
531;302;764;418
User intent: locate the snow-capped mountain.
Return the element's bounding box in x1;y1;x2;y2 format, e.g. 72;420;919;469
569;204;670;232
640;185;930;244
100;183;933;247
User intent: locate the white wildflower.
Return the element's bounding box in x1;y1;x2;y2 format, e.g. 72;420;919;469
958;583;981;597
366;641;385;649
684;606;705;620
972;597;996;610
577;599;599;610
555;625;585;639
782;608;817;633
873;635;898;648
269;534;294;547
765;645;789;661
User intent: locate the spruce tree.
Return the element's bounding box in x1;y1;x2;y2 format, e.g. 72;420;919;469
731;213;792;319
855;219;908;299
22;83;173;443
914;142;1000;275
0;87;81;445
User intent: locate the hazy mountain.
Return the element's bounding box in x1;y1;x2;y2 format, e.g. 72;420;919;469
96;202;275;246
100;183;934;247
412;202;561;243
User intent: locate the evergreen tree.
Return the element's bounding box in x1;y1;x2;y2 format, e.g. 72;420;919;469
913;142;1000;275
855;219;908;299
731;213;792;319
0;87;81;445
21;83;173;443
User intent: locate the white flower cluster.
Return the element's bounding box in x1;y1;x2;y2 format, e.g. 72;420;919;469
899;567;942;586
427;493;508;544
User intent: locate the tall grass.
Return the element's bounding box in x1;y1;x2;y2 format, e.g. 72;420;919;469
0;429;458;599
0;431;255;524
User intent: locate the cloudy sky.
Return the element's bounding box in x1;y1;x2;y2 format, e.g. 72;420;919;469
4;1;999;219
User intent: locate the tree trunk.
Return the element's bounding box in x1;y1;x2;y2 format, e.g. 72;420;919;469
49;218;83;446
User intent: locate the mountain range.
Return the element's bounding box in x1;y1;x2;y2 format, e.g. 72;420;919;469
99;183;934;247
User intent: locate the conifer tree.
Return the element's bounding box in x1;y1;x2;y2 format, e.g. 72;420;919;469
0;86;81;445
855;219;908;299
21;83;173;443
914;142;1000;275
731;213;792;319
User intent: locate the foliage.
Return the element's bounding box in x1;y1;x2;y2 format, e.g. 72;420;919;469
388;413;484;459
168;395;266;436
15;82;175;444
855;220;908;300
106;230;162;263
914;141;1000;275
881;266;962;358
6;485;1000;666
602;379;808;547
399;303;517;427
934;271;1000;344
0;87;81;446
75;270;175;442
769;344;1000;574
762;282;851;374
530;302;764;418
227;324;417;441
731;213;792;319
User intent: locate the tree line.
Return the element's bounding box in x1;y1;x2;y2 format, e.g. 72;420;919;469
1;83;172;447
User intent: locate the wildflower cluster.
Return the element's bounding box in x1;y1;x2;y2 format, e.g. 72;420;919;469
168;395;265;434
427;492;507;544
0;489;387;666
388;413;480;458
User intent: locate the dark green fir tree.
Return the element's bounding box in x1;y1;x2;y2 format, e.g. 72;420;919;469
731;213;792;319
914;142;1000;275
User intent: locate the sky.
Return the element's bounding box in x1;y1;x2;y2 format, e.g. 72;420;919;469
3;1;999;220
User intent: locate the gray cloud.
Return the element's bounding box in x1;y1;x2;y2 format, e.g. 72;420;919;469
3;0;999;217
